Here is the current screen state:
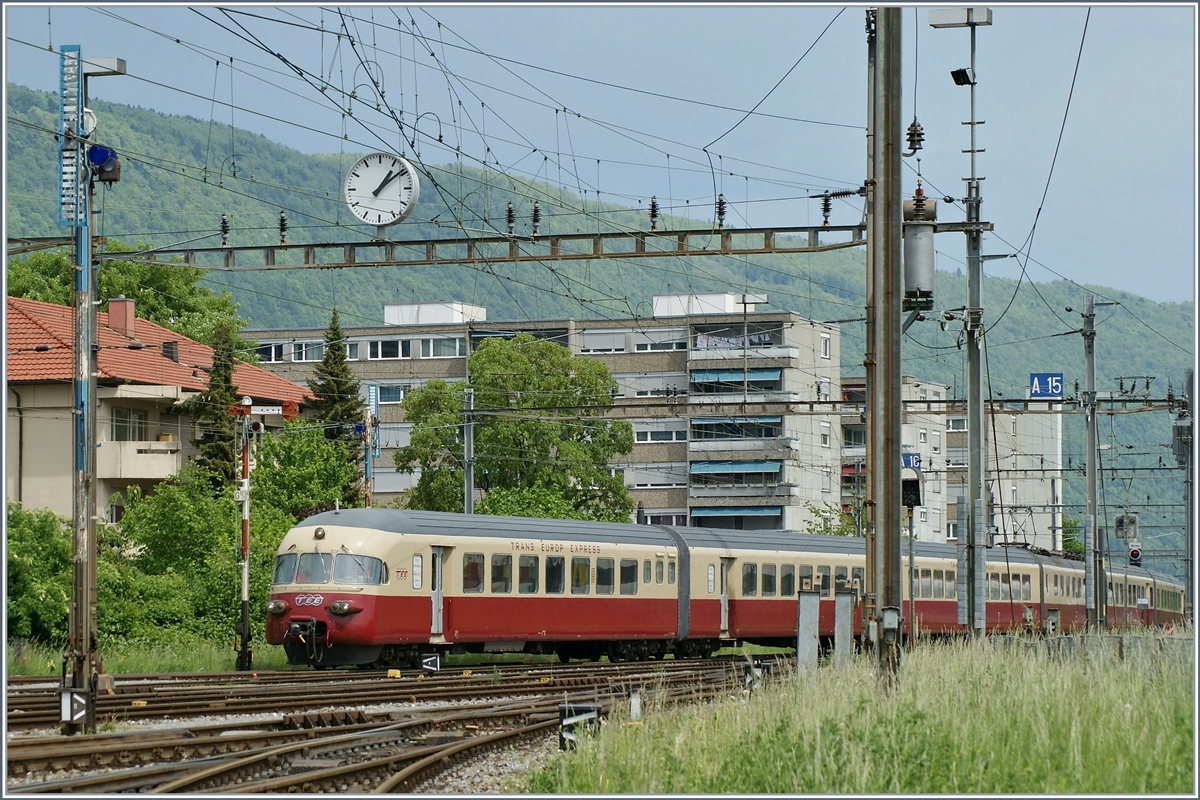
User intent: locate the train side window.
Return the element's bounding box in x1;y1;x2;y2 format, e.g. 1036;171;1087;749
412;554;423;590
742;563;758;597
597;558;615;595
643;560;652;584
707;564;716;594
933;570;944;599
656;560;665;584
920;569;932;598
1022;574;1032;601
762;564;777;597
800;565;814;592
572;558;591;595
519;555;539;594
273;553;297;584
835;566;848;592
781;564;796;596
1000;574;1010;601
852;567;864;600
668;561;675;584
945;570;956;599
817;566;831;597
620;559;638;595
546;557;565;594
463;553;484;593
989;573;1000;601
491;555;513;594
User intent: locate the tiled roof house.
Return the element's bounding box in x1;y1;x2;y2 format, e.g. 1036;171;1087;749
6;295;311;518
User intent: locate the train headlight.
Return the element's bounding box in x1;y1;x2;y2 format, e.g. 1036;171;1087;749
266;600;288;614
329;601;361;615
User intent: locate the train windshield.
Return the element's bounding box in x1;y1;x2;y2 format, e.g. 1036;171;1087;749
334;553;385;585
273;553;297;584
295;552;333;584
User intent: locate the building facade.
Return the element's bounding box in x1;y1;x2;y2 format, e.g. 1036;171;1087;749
6;296;310;519
248;294;842;532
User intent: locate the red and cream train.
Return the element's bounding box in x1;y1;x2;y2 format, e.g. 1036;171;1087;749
265;508;1186;668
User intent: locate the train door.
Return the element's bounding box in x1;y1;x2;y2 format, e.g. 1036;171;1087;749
430;546;445;641
720;558;731;638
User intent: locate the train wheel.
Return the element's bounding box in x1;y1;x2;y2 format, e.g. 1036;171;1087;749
557;648;573;663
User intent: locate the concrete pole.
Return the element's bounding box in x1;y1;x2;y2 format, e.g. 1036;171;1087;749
862;7;878;648
964;20;988;637
236;413;253;671
872;6;904;687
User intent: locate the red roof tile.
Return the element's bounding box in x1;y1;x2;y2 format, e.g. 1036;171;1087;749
6;296;311;404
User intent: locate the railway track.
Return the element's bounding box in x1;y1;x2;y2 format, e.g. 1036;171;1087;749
7;658;753;793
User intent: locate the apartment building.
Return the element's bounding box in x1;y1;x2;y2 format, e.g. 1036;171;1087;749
840;374;1063;550
248;293;842;532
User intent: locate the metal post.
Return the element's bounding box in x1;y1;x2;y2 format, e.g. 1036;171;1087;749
236;409;252;671
1083;295;1099;629
464;388;474;515
908;509;916;649
871;6;904;688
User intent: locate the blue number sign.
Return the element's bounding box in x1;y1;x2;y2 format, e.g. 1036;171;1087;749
1029;373;1063;399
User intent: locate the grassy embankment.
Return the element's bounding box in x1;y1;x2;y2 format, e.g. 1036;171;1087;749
526;637;1194;794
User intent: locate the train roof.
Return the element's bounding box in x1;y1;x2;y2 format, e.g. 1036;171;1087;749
299;507;678;548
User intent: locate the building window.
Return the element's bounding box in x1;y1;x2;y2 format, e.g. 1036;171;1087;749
947;417;967;431
820;422;831;448
256;343;284;362
844;426;866;447
820;334;831;359
919;387;927;400
919;429;928;443
344;342;359;359
932;431;941;454
634;340;687;352
379;386;406;404
420;338;465;358
691;417;782;440
369;339;409;360
649;514;687;527
822;466;832;493
111;407;148;441
919;509;928;523
580;331;627;353
1011;416;1018;435
933;390;941;400
293;342;324;362
946;522;959;541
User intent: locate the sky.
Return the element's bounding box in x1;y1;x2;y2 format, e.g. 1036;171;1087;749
3;2;1196;304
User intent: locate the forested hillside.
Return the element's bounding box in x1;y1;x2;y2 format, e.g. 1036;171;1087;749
8;82;1194;569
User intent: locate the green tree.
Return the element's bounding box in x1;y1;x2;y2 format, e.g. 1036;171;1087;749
6;246;249;349
475;486;590;520
177;320;240;487
253;423;361;521
802;500;856;536
395;334;634;521
306;309;364;506
1061;516;1084;555
5;503;72;642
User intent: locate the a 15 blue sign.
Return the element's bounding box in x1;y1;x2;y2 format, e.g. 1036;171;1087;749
1029;373;1063;399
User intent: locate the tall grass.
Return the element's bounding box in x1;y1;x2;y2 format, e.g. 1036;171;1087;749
528;638;1194;794
6;637;294;676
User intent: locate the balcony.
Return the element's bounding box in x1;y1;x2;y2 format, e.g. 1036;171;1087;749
97;439;184;481
688;438;792;455
688;483;798;499
688;345;799;364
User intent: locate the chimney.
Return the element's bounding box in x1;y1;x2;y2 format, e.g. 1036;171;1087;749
162;341;179;362
108;295;136;339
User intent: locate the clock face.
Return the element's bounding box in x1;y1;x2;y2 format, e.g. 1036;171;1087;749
344;152;420;227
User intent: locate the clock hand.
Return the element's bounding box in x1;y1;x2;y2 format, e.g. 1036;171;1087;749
371;170;398;197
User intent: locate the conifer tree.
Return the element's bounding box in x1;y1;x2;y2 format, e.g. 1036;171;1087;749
307;309;364;505
180;318;239;487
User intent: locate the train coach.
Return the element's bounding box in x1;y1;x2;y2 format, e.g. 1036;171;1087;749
264;508;1185;668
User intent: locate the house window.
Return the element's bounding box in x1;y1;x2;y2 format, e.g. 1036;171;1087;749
844;426;866;447
919;509;928;523
947;417;967;431
420;338;465;358
946;522;959;540
822;466;832;493
369;339;409;360
256;343;284;362
932;431;941;453
111;407;148;441
820;334;831;359
820;422;831;447
344;342;359;359
919;429;927;443
293;342;324;362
